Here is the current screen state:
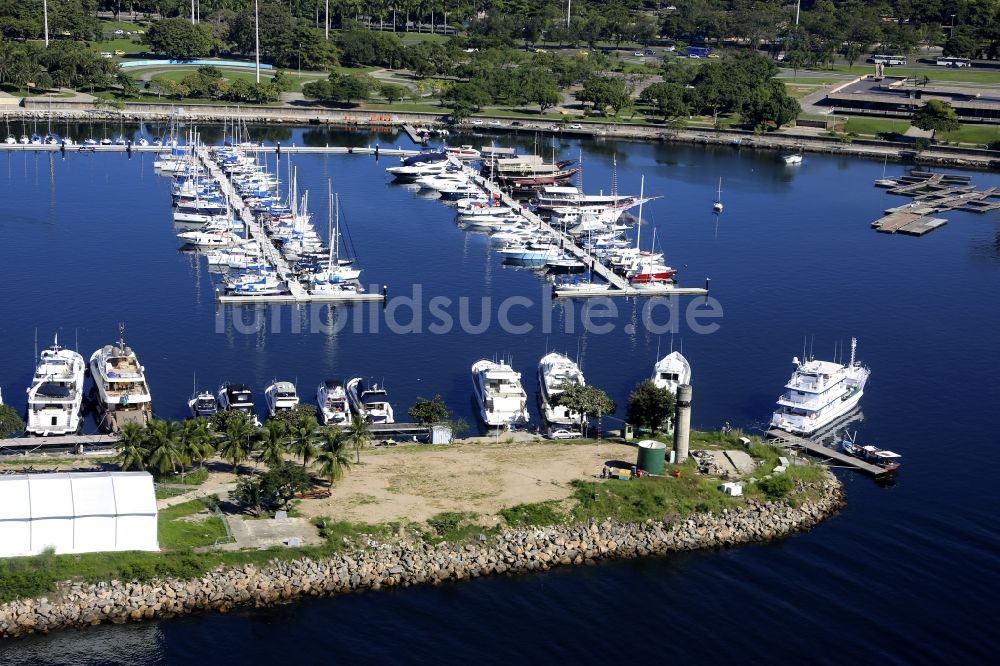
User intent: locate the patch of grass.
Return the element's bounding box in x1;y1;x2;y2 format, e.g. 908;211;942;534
498;501;564;528
155;486;187;500
91;38;146;55
158;499;228;550
313;518;394;550
938;124;1000;146
804;63;1000;84
398;33;451;44
425;511;485;544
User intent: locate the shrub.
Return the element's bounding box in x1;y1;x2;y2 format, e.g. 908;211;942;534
758;474;794;499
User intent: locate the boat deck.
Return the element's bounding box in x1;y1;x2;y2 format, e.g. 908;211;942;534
766;428;894;478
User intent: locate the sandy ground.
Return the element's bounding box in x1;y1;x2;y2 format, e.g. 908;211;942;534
299;436;638;524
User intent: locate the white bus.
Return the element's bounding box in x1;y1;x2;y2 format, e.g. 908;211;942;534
936;56;972;67
870;54;908;66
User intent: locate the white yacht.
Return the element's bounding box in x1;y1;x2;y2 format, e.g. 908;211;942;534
346;378;395;424
89;328;153;432
316;379;351;425
264;380;300;417
652;351;691;395
770;338;870;435
217;382;261;427
472;359;529;427
25;335;86;436
188;390;218;418
537;352;585;426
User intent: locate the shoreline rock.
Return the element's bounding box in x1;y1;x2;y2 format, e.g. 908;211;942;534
0;475;844;639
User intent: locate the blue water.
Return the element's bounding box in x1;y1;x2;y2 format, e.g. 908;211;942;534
1;131;998;663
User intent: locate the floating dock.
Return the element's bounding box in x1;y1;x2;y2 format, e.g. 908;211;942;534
766;428;894;479
872;170;1000;236
0;434;119;453
470;168;709;299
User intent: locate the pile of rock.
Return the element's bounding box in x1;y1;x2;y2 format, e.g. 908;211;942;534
0;476;843;638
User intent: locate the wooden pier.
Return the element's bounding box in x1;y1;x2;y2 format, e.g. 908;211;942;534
401;125;427;145
0;434;119;453
766;428;894;479
470;168;709;299
191;146;386;306
873;170;1000;236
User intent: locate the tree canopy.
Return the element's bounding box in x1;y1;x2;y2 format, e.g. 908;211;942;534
145;17;215;60
626;380;676;433
912;99;960;134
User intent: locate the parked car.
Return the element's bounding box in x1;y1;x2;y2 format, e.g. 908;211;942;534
633;51;644;56
471;119;483;125
547;428;583;440
511;121;524;127
569;123;583;130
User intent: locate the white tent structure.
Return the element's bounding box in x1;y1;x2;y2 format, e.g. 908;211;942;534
0;471;158;558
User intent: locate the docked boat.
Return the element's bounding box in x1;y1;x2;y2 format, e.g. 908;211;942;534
217;382;261;426
89;327;153;432
385;151;455;182
651;351;691;395
840;432;901;473
471;359;529;427
188;389;218;418
346;378;395;424
713;177;724;213
538;352;585;426
264;380;300;417
316;379;351;425
782;150;803;165
446;145;482;160
769;337;870;435
25;335;86;436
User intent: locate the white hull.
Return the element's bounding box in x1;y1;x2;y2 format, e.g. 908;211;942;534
472;360;529;427
25;343;86;437
652;351;691;395
89;341;153;433
538;352;585;426
770;388;864;435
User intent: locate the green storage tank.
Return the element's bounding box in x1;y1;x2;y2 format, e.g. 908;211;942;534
636;440;667;475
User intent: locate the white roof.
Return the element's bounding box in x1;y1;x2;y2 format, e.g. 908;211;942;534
0;472;157;520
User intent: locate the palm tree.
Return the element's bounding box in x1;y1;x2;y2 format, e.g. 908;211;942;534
145;419;185;476
290;416;320;468
220;413;255;474
179;418;214;478
114;421;148;471
315;427;352;486
257;420;288;468
348;415;371;464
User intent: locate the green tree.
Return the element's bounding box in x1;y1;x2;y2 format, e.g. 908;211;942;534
231;475;267;516
380;82;407;104
408;394;450;424
144;17;214;60
260;461;312;511
912;99;960;134
290;416;320;468
144;419;185;476
626;380;676;433
219;412;256;474
179;418;214;478
553;384;616;434
640;82;689;123
314;428;352;486
257;420;288;468
0;404;24;437
577;76;630;116
348;415;372;464
113;421;147;471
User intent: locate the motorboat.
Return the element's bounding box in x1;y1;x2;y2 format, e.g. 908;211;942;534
264;380;300;417
89;326;153;432
446;145;482;160
346;378;395;424
188;390;218;418
840;431;901;473
652;351;691;395
25;335;86;436
217;382;261;426
317;379;351;425
471;359;529;427
770;338;870;435
538;352;585;426
782;150;803;165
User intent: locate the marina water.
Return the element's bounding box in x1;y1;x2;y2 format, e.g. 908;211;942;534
0;129;997;663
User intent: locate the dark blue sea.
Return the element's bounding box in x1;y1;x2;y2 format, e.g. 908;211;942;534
1;127;997;664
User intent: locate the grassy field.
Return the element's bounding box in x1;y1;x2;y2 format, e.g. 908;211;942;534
845;116;1000;145
89;38;146;55
157;499;228;550
806;63;1000;85
398;32;451;44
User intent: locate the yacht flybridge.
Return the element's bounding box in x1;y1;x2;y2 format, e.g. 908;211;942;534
25;335;86;436
89;326;153;433
472;359;529;428
770;338;870;435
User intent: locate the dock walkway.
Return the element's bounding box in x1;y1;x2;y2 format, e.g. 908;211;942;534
873;171;1000;236
766;429;892;478
0;434;119;453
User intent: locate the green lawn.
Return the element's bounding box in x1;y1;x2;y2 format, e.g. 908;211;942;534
398;32;451;44
158;499;228;550
803;63;1000;85
845;116;1000;146
89;38;146;55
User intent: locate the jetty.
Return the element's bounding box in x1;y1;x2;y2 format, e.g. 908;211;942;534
469;167;709;299
766;428;895;479
872;170;1000;236
0;433;119;454
0;143;420;156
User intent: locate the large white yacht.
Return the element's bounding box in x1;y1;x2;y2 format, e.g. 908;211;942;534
25;335;86;436
651;351;691;395
317;379;351;425
89;327;153;432
346;378;394;424
537;352;585;426
770;338;870;435
472;359;529;428
264;380;299;417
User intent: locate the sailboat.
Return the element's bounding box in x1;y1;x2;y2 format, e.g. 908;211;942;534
309;183;361;294
713;177;723;213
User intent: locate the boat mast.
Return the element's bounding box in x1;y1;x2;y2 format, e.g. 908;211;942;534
850;337;857;367
635;175;644;250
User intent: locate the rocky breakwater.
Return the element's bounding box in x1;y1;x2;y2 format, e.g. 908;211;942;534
0;475;843;638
